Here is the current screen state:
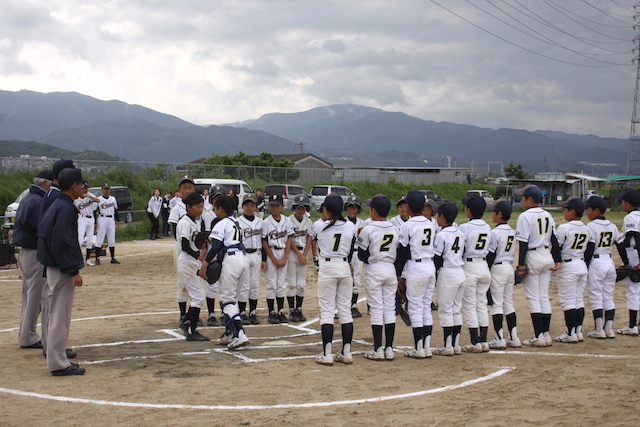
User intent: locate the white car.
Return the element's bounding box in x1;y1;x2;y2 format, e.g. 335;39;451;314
3;188;29;229
585;189;605;199
465;190;495;204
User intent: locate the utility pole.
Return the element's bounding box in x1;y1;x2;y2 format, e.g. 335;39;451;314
294;140;308;154
627;4;640;175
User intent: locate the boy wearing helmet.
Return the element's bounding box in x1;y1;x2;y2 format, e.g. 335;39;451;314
345;195;365;317
287;194;314;322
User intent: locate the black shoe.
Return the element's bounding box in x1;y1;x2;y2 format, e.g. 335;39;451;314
249;314;260;325
278;312;288;323
150;236;156;240
51;364;85;376
289;310;299;322
43;348;77;359
296;309;306;322
352;307;363;318
179;316;190;335
111;258;120;264
240;313;250;325
207;316;219;327
431;302;439;311
186;331;210;341
21;341;43;349
268;311;280;324
94;258;101;265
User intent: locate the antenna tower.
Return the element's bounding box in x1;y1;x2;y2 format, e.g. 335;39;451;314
627;5;640;175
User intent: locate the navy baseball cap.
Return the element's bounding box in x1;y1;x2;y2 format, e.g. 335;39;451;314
558;196;585;212
434;201;458;224
323;194;344;216
179;176;195;186
461;195;487;212
585;195;607;213
366;194;391;218
487;199;513;217
514;185;543;203
424;197;435;206
396;196;407;207
617;189;640;207
210;184;227;197
52;159;75;180
405;189;425;211
58;168;86;188
37;169;54;181
214;194;235;212
267;193;284;206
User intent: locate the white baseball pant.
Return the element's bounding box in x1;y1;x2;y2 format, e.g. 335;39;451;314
286;250;307;298
174;243;188;303
587;255;616;311
556;259;587;311
523;249;555;313
350;256;363;294
489;263;516;316
206;281;220;300
436;267;466;327
237;251;262;302
462;259;492;328
219;252;249;317
265;248;287;299
317;258;353;325
77;216;95;249
95;216;116;248
363;262;397;326
404;259;436;328
624;277;640;311
176;253;205;308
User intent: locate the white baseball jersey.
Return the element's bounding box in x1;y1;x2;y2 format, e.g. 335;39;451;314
398;215;435;260
97;195;117;216
168;200;187;225
313;219;356;258
289;214;313;250
176;215;203;254
262;215;291;249
74;196;96;217
433;225;465;268
169;196;181;211
201;211;216;231
587;218;619;256
356;220;399;264
390;215;407;230
210;216;243;248
621;210;640;265
488;224;516;264
515;207;557;249
237;215;264;250
458;219;492;259
147;195;162;217
557;220;589;260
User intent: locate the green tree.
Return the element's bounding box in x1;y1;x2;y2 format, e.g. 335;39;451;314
504;163;527;180
201;151;300;182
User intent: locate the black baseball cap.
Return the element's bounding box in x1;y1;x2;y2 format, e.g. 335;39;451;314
585;196;607;213
210;184;227;197
617;189;640;207
461;195;487;212
58;168;86;188
558;196;585;212
37;169;54;181
487;199;513;217
323;194;344;216
396;196;407;207
514;185;543;203
52;159;75;180
366;194;391;218
267;193;284;206
405;189;425;211
434;201;458;224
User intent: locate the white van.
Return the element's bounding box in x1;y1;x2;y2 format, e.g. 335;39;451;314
193;178;254;214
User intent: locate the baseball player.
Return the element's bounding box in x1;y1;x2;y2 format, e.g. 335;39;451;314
176;192;209;341
584;196;619;339
94;183;120;265
357;195;399;361
423;197;439;311
286;194;314;322
458;195;492;353
75;184;100;266
486;199;521;349
237;194;264;325
345;195;365;318
554;197;589;343
615;189;640;335
147;188;163;240
200;195;250;349
262;193;292;324
390;196;409;230
15;170;53;350
37;168;87;376
161;191;172;236
431;202;466;356
202;184;227;327
394;190;436;359
515;185;562;347
314;194;356;365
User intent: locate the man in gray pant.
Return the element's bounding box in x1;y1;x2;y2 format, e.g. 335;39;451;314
15;170;53;349
37;168;87;376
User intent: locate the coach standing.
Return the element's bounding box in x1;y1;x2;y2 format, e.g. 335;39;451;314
15;170;53;349
37;168;87;376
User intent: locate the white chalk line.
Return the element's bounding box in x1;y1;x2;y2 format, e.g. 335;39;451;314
0;367;515;410
489;350;640;359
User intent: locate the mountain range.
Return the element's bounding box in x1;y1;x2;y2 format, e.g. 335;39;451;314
0;90;629;175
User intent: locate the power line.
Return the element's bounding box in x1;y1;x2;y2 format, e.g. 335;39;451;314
581;0;637;22
544;0;633;37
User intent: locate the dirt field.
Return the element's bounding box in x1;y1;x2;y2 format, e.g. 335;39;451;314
1;237;640;426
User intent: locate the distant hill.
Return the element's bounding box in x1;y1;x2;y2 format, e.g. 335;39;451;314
0;140;119;161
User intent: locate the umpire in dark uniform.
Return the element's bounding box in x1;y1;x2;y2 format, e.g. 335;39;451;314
37;168;86;376
15;170;53;349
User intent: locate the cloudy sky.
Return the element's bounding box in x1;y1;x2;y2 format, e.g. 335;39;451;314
1;0;637;138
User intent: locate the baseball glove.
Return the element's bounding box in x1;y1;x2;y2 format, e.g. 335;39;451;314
616;265;632;282
631;267;640;283
195;231;210;249
514;266;528;284
205;260;222;284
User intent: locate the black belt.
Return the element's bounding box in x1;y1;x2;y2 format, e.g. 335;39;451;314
529;246;549;251
296;246;304;250
494;261;503;265
324;257;347;262
245;248;259;253
466;257;486;262
227;251;237;256
84;215;93;219
271;247;285;250
100;215;113;218
563;258;583;263
593;254;609;258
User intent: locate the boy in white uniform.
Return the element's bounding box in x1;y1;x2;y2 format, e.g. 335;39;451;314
74;184;100;266
237;194;264;325
358;195;399;361
486;199;520;349
94;183;120;265
432;202;466;356
202;184;227;327
390;197;409;230
584;196;620;339
287;194;313;322
616;189;640;335
262;194;292;324
395;190;436;358
515;185;562;347
459;195;492;353
555;197;589;343
345;195;365;318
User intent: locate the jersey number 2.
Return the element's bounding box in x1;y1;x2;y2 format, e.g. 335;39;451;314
380;234;394;252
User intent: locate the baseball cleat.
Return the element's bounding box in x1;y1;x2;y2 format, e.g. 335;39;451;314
616;325;639;336
432;346;454;356
315;353;334;366
249;314;260;325
523;335;547;347
364;348;385;361
94;259;101;265
605;329;616;338
577;331;584;342
334;351;353;364
351;307;362;318
384;346;395;360
179;318;189;335
506;338;522;348
288;310;299;322
186;331;210;341
453;346;462;355
555;333;579;343
268;312;279;324
544;332;553;346
296;309;306;322
110;258;120;264
21;341;43;349
277;312;288;323
587;330;606;339
480;342;490;352
216;333;233;345
51;365;86;376
404;348;428;358
240;313;250;325
207;316;219;327
227;334;249;349
488;338;507;349
84;260;94;266
461;343;483;353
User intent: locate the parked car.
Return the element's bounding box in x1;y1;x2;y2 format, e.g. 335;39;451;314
193;178;253;214
585;189;605;199
264;184;309;210
88;186;134;223
417;190;444;203
3;188;30;229
495;185;517;202
310;185;357;211
465;190;495;204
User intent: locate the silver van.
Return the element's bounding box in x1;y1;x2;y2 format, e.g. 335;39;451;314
310;185;356;211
